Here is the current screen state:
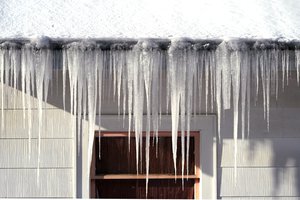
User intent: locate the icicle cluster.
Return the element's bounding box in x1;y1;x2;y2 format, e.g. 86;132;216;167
0;38;299;194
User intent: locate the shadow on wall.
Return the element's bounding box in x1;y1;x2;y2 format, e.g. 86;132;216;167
218;75;300;198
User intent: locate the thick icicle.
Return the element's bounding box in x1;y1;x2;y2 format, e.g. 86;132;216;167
96;50;104;159
205;51;209;114
217;42;231;110
0;48;5;133
136;40;157;196
231;49;241;185
186;47;196;178
215;47;223;141
297;50;300;85
240;51;248;139
168;40;192;181
179;49;186;186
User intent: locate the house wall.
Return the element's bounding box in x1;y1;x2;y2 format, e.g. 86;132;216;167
95;72;300;199
0;69;300;199
218;74;300;199
0;78;75;198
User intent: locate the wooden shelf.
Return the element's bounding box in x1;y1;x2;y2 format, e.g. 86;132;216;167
95;131;199;138
92;174;200;180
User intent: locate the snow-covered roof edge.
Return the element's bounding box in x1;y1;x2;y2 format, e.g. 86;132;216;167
1;38;300;50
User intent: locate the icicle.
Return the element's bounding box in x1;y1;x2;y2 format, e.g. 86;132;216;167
286;50;290;86
179;49;187;187
273;49;279;100
297;50;300;86
35;50;45;182
135;40;160;196
96;50;104;159
197;52;204;116
127;49;134;152
240;51;248;139
282;50;286;91
186;48;196;178
0;48;5;133
215;47;223;141
231;49;241;185
22;46;34;159
205;51;209;114
151;49;161;156
265;50;271;131
0;38;298;198
259;50;266;121
130;44;145;174
168;41;182;178
62;49;67;112
209;51;215;113
217;42;231;110
254;51;259;105
246;57;251;138
65;43;81;158
86;45;98;184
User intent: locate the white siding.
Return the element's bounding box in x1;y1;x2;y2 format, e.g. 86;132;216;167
0;86;75;198
220;139;300;167
0;169;73;197
218;77;300;199
0;110;72;139
0;139;73;168
220;168;299;197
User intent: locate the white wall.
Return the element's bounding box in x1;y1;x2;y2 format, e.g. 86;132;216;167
79;71;300;199
0;82;75;198
1;69;300;199
218;74;300;199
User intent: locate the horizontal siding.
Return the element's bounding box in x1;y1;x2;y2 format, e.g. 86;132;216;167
220;167;300;197
0;103;75;197
0;139;73;168
0;109;73;138
220;108;300;138
249;108;300;138
0;169;73;197
220;138;300;167
0;86;58;109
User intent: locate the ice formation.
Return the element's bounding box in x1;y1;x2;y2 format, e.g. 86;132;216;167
0;38;299;194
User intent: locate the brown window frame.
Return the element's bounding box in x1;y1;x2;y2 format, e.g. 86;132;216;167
90;131;200;199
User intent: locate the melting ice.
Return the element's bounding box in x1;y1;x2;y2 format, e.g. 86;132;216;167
0;37;299;194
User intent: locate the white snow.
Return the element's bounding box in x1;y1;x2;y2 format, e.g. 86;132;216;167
0;0;300;40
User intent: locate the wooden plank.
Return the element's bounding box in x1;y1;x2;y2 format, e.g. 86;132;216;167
0;138;73;168
194;178;200;199
0;109;73;138
92;174;200;180
0;169;73;198
219;138;300;167
220;167;300;197
95;131;199;137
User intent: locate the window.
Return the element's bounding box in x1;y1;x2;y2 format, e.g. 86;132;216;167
90;131;200;199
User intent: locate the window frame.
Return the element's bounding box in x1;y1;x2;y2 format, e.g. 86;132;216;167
90;131;200;198
80;115;217;199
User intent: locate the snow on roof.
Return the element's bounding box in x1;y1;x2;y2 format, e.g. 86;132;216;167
1;0;300;40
